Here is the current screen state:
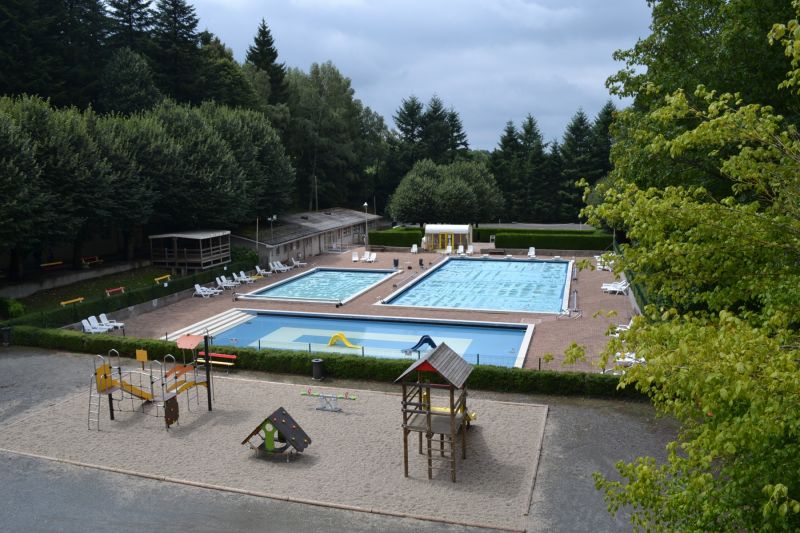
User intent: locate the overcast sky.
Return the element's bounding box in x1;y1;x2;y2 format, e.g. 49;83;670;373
192;0;652;150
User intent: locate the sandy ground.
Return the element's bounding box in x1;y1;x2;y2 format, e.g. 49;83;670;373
0;371;546;531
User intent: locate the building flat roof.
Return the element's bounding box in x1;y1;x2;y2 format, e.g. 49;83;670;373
248;208;382;246
149;230;231;240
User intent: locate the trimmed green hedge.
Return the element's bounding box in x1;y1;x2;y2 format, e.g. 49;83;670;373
494;232;613;250
10;325;642;399
473;227;595;241
4;259;253;328
368;228;423;247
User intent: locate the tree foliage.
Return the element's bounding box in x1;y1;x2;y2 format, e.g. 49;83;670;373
386;159;504;224
582;4;800;530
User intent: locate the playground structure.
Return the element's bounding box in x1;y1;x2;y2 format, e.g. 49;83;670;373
242;407;311;461
396;343;474;483
328;332;359;349
301;388;358;412
88;346;213;431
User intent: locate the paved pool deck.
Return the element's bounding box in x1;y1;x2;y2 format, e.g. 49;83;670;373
116;248;634;373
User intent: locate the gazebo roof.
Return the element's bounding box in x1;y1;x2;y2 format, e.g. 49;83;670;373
394;343;473;389
424;224;471;234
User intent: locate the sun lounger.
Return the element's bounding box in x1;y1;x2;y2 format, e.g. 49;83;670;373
466;245;474;255
216;276;235;290
81;319;107;334
276;261;293;271
291;258;307;268
457;245;465;256
360;251;370;262
367;252;377;263
235;271;255;284
445;245;452;255
99;313;124;330
602;280;629;294
223;274;241;286
527;247;536;258
411;244;418;254
88;316;113;333
270;262;291;273
255;265;273;277
352;252;359;262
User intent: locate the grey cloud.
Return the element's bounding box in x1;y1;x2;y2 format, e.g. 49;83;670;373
193;0;651;149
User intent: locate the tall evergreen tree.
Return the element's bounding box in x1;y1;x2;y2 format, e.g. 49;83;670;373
197;31;258;109
55;0;112;106
393;96;424;145
245;18;287;105
106;0;154;54
446;108;469;160
98;47;162;114
588;100;616;183
421;95;451;163
517;115;548;221
542;140;563;222
558;109;594;220
0;1;57;98
489;121;521;216
151;0;199;103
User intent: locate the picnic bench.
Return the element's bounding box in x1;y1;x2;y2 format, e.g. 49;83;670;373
60;297;85;307
105;286;125;297
154;274;171;285
41;260;64;271
81;256;103;267
197;351;237;369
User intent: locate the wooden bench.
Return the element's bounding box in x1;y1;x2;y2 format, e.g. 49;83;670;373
105;286;126;297
41;260;64;271
154;274;171;285
488;248;506;255
60;297;85;307
81;256;103;267
197;351;237;369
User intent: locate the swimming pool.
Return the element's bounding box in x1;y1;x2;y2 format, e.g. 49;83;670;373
239;267;398;304
171;309;532;368
382;257;572;314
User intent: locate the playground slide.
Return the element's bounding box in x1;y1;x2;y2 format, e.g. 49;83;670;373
406;335;437;352
328;332;359;348
120;380;154;401
430;406;477;421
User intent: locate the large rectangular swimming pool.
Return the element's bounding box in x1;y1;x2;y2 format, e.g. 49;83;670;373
239;267;397;304
184;310;532;368
382;257;571;314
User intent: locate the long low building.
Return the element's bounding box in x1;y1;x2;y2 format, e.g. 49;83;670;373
232;208;384;264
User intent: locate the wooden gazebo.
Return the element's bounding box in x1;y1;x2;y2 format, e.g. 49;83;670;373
395;343;474;482
149;230;231;274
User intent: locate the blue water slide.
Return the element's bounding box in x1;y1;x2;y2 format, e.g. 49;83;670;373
406;335;437;352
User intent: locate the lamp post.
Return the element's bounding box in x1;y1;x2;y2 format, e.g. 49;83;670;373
363;202;369;247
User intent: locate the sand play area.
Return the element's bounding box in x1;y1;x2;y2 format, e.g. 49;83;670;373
0;373;547;531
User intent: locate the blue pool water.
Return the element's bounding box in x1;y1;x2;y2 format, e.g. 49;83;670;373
241;268;395;304
210;311;529;368
384;258;570;313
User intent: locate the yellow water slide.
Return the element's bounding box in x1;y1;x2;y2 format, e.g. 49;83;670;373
328;332;359;348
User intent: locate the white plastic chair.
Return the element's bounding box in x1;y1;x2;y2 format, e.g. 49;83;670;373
352;252;359;262
466;245;474;255
527;247;536;258
457;245;465;256
81;319;106;334
87;316;113;333
99;313;124;330
445;245;452;255
410;244;418;254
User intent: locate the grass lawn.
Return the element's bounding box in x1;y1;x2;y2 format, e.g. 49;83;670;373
20;266;172;313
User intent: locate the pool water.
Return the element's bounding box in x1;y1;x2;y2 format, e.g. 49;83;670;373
383;258;570;313
210;311;530;368
241;267;395;304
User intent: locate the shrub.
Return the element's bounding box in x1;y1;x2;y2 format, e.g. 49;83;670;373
494;232;613;250
0;297;25;319
368;229;423;247
10;326;642;399
472;227;595;241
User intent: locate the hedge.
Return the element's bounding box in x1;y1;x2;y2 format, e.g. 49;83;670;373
494;232;613;250
3;259;253;329
368;228;423;247
473;227;596;241
9;325;643;400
